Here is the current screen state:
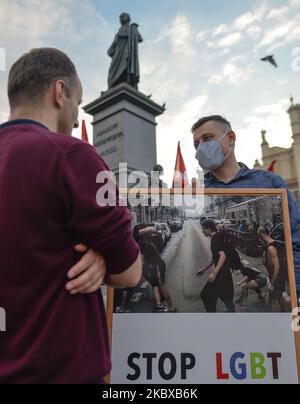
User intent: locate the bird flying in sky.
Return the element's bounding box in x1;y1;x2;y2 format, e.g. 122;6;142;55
261;55;278;68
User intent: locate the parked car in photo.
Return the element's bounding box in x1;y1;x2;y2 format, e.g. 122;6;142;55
174;219;183;230
217;219;237;230
169;220;182;233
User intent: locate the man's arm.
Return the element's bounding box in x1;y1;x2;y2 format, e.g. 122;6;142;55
66;244;106;295
105;254;142;288
237;276;249;287
66;247;142;294
62;143;141;292
208;251;226;283
196;260;214;276
269;246;280;287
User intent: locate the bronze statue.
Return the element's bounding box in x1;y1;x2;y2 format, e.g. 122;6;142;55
107;13;143;90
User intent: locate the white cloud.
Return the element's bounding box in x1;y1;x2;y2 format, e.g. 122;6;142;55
153;14;196;58
208;59;256;87
157;95;212;185
196;30;207;42
267;6;289;19
259;20;295;48
277;79;288;87
224;63;255;85
247;24;262;39
234;2;268;30
208;74;223;85
234;12;257;29
216;32;243;48
207;32;243;51
212;24;229;37
236;99;293;167
290;0;300;7
0;0;72;46
140;14;197;102
203;1;269;52
0;0;112;129
257;0;300;52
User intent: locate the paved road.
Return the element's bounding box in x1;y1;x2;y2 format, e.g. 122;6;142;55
120;220;275;313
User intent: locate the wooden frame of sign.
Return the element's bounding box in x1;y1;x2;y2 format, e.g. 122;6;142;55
105;189;300;384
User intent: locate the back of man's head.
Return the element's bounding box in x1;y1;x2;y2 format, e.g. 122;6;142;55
202;220;217;233
8;48;78;111
257;227;269;238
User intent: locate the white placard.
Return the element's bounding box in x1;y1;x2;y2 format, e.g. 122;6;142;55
111;313;298;384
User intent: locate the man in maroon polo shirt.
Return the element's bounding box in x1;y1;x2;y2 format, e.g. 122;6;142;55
0;48;142;384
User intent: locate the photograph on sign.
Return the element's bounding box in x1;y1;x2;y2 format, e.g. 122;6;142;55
113;191;292;314
107;189;300;384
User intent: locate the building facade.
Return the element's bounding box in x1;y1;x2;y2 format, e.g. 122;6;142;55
254;99;300;206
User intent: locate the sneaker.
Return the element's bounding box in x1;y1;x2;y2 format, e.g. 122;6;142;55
161;301;177;313
115;306;130;313
282;292;291;302
153;304;169;313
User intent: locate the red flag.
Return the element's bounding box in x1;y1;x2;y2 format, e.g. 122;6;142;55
81;120;89;143
267;160;277;173
172;142;189;188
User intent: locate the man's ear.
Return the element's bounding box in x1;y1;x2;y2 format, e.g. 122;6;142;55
53;80;65;108
228;131;236;142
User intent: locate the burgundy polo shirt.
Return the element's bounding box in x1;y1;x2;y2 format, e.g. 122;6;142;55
0;120;139;384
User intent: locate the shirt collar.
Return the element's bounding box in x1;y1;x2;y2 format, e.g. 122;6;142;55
0;119;48;131
204;163;250;184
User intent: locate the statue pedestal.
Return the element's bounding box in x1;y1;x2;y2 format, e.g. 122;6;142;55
83;83;165;181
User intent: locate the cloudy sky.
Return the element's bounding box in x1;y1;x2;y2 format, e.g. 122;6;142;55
0;0;299;185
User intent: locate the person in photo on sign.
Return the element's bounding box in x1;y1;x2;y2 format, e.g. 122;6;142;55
115;288;134;313
196;220;236;313
239;220;248;233
141;242;177;313
0;47;142;384
192;115;300;300
219;228;267;308
235;265;268;309
257;227;290;313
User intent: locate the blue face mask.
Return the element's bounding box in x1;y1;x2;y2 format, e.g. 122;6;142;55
195;131;233;172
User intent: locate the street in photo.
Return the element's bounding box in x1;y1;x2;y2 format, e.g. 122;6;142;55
113;193;292;314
